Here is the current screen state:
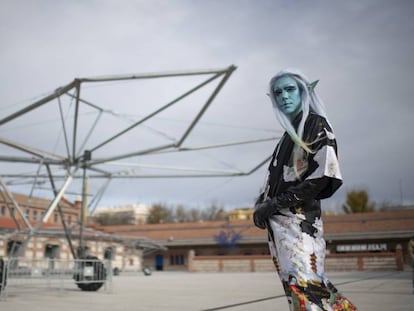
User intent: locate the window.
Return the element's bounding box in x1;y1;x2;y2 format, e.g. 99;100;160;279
9;207;15;217
104;247;115;260
1;206;5;216
44;244;59;259
32;210;38;221
25;207;30;218
68;215;72;224
7;240;23;257
54;213;58;223
169;254;185;266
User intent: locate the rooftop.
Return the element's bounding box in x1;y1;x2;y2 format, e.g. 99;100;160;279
95;209;414;245
2;209;413;246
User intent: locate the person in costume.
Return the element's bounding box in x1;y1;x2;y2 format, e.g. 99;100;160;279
253;68;357;310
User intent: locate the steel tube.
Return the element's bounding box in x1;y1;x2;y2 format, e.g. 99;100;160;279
42;175;73;223
0;80;77;126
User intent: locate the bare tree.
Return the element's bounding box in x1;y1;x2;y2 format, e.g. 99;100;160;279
147;203;174;224
201;203;227;221
93;210;135;225
175;205;188;223
188;208;201;222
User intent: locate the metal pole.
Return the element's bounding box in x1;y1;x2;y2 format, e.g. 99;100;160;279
78;151;90;258
72;81;81;162
0;80;77;126
88;72;222;154
0;176;32;230
76;67;232;83
176;65;237;146
20;172;74;253
42;175;73;223
88;178;111;217
46;164;77;260
89;143;176;166
57;95;72;160
0;155;63;165
0;137;65;160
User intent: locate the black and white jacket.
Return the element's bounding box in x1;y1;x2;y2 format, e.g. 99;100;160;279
259;111;343;214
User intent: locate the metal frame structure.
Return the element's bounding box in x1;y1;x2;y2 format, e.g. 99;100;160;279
0;65;277;259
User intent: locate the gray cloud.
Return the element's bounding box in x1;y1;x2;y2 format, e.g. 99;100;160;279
0;0;413;211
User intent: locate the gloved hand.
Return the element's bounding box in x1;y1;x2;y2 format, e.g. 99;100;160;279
253;199;280;229
277;191;302;209
253;192;303;229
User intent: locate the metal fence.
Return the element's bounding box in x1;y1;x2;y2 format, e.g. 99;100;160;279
0;256;112;300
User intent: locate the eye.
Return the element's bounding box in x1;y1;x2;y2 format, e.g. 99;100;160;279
286;86;296;92
274;89;282;96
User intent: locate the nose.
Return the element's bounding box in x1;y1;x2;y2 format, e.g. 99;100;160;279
281;90;289;100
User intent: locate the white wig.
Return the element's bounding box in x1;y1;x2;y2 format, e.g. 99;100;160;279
269;68;329;176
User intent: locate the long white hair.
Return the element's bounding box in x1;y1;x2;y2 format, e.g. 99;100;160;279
269;68;329;177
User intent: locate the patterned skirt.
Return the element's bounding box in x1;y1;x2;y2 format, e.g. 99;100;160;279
268;209;357;311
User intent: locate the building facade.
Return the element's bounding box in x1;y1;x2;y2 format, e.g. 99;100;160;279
0;192;163;273
98;209;414;272
2;190;412;274
0;192;80;227
93;204;150;225
227;208;254;221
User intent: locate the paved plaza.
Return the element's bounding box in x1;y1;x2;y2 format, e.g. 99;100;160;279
1;270;413;310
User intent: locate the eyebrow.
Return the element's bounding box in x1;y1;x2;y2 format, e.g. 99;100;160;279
274;83;297;90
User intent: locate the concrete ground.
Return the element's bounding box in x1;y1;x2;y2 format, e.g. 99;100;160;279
0;270;413;310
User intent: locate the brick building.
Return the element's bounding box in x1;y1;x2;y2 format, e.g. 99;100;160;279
0;192;164;272
0;192;80;227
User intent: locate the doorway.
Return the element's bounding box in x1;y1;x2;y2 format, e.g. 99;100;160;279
155;254;164;271
45;244;59;270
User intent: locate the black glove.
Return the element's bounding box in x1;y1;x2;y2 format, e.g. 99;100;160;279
277;191;302;209
253;192;303;229
253;199;280;230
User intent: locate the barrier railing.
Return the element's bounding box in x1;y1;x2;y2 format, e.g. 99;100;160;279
0;256;112;300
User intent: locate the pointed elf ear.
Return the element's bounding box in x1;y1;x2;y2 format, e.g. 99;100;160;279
307;80;319;93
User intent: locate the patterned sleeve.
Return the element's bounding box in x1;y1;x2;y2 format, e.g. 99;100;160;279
286;114;343;200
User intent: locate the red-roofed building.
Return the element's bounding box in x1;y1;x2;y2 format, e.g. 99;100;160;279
0;191;81;227
96;209;414;272
1;190;413;273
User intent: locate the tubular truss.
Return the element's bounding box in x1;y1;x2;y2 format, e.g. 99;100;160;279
0;65;277;257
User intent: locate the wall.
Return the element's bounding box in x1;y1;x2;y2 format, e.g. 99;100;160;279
189;251;403;272
0;234;132;272
189;255;274;272
325;252;401;271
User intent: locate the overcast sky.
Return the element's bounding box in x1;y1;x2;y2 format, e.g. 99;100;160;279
0;0;413;213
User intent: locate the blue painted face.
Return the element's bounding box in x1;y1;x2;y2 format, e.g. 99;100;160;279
273;76;302;120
